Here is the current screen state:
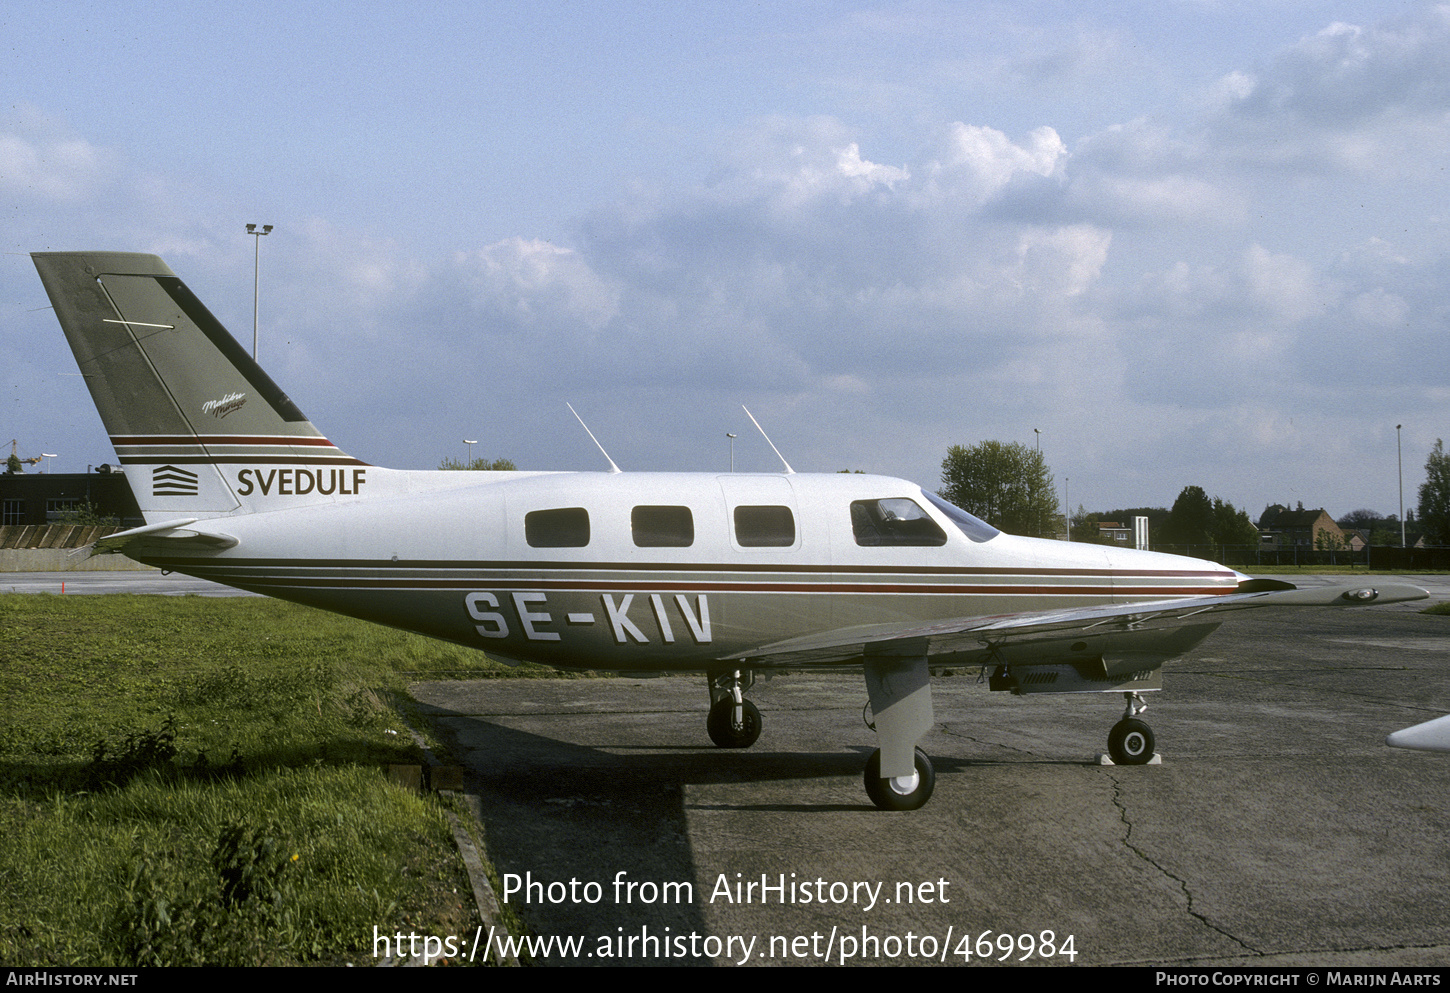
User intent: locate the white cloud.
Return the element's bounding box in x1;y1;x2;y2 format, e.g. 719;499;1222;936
1013;225;1111;298
834;143;909;189
924;123;1065;203
293;218;428;308
0;132;107;202
1209;4;1450;174
707;117;911;215
455;238;621;332
1243;244;1334;324
1348;287;1410;327
1068;171;1244;227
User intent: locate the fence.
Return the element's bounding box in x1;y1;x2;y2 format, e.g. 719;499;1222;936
0;523;156;572
1148;543;1450;571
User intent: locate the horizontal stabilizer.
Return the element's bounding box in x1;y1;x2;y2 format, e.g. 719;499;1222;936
92;518;238;554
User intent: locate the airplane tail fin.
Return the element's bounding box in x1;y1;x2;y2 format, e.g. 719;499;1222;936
32;252;362;522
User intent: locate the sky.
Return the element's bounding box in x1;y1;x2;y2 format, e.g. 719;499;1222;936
4;1;1448;523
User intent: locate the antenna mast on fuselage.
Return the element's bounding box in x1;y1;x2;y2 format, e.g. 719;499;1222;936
567;403;622;474
741;405;794;474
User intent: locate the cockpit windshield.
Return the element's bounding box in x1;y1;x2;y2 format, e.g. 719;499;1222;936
922;490;1000;543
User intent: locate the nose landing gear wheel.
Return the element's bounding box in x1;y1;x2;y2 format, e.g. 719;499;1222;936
863;747;935;810
1108;718;1155;765
707;698;762;748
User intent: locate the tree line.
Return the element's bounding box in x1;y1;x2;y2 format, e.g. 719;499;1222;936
938;438;1450;547
438;456;517;471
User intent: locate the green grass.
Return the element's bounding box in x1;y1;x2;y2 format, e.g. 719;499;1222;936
0;593;538;966
1422;601;1450;616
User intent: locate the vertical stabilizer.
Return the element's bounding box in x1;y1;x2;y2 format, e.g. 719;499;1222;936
32;252;362;522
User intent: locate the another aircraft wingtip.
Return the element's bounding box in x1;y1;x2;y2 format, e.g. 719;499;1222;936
1386;714;1450;753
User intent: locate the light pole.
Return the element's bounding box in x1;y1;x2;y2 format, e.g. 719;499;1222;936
42;453;58;474
1064;477;1070;541
464;439;477;467
246;223;273;360
726;433;736;473
1397;424;1405;547
1033;428;1041;537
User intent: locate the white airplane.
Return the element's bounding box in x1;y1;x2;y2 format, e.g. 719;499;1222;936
32;251;1430;810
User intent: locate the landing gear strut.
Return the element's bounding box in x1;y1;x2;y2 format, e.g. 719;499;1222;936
1107;691;1155;765
706;669;761;748
862;653;936;810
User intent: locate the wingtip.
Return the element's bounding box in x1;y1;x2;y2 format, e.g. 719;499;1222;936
1387;714;1450;752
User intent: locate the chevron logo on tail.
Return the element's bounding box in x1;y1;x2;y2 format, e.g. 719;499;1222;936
152;465;199;497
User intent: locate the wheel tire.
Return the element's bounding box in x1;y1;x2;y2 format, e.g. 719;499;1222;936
707;698;762;748
1108;718;1155;765
863;747;936;811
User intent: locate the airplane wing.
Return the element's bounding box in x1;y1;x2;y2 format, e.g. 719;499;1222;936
726;581;1430;671
1386;714;1450;753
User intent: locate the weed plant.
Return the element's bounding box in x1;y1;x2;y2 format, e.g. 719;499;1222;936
0;594;526;966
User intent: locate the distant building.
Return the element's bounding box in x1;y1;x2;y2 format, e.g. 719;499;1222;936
1257;506;1345;549
0;468;142;528
1096;521;1133;543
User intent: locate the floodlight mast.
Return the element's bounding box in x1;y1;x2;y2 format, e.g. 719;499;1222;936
1397;424;1405;548
246;223;274;360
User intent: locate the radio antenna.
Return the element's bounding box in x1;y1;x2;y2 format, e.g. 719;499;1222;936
741;405;795;474
567;403;622;473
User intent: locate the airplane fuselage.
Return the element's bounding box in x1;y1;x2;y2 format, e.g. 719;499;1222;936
123;466;1239;672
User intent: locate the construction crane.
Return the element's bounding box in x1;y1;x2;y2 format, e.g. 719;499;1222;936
7;440;42;472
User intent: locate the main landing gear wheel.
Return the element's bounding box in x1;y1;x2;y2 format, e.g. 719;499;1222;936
1108;718;1155;765
707;698;762;749
863;747;935;811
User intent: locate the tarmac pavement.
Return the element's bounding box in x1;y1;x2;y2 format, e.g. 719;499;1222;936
412;600;1450;967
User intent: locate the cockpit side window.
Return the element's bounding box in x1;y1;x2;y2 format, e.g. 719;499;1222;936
525;507;590;547
922;490;1000;543
851;497;948;546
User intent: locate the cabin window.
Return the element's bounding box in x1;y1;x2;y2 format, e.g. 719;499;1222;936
734;505;795;547
851;498;948;546
632;505;694;547
525;507;590;548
